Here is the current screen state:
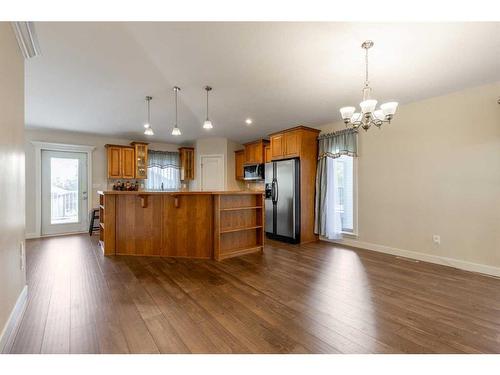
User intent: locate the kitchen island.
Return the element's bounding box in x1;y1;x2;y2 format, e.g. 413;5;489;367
97;190;264;260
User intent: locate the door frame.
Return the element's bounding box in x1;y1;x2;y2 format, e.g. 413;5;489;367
199;154;225;191
31;141;95;238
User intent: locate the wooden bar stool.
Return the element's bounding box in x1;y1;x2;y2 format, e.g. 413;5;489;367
89;208;100;235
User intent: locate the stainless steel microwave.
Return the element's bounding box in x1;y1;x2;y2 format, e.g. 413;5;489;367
243;163;265;181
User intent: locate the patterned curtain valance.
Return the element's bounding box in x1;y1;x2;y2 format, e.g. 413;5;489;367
148;150;180;169
318;128;358;160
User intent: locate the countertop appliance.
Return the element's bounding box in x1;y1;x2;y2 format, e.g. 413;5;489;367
243;163;265;181
265;158;300;243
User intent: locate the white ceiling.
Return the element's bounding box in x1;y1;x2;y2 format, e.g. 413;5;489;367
26;22;500;144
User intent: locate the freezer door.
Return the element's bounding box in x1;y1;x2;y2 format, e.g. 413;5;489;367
264;162;274;234
264;162;274;184
275;159;296;238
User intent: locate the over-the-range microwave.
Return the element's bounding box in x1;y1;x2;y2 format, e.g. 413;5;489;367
243;163;265;181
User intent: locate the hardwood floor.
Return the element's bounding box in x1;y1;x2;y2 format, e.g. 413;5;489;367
9;234;500;353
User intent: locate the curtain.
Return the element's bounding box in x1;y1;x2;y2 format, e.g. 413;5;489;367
314;128;357;239
146;150;181;190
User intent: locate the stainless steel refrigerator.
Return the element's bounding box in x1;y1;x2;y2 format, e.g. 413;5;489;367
264;158;300;243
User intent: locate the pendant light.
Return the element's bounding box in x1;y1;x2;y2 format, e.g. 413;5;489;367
171;86;181;136
203;86;213;129
143;96;154;136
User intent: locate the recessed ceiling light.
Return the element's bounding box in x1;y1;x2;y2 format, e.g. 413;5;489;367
245;118;253;125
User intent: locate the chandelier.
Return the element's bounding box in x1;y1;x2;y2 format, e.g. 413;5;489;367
340;40;398;131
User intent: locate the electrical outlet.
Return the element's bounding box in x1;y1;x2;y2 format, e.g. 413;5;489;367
19;241;25;270
432;235;441;245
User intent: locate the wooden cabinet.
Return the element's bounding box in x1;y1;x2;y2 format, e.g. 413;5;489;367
270;134;284;159
235;149;245;180
121;147;135;179
106;145;136;179
107;146;122;178
179;147;195;181
243;139;269;164
106;143;148;179
265;146;271;163
131;142;148;179
270;129;301;159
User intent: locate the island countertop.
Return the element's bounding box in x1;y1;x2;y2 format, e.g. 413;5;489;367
97;190;264;261
98;190;263;195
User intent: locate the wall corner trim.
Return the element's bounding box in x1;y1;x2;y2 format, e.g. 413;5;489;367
0;285;28;353
325;237;500;278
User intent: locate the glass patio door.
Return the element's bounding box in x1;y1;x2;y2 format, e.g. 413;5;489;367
41;150;88;235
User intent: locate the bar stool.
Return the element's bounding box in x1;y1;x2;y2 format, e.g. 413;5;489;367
89;208;100;235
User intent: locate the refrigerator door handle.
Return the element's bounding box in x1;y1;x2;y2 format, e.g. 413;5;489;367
271;179;276;204
274;178;279;203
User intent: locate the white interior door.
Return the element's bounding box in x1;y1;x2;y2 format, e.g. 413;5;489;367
41;150;88;235
200;155;225;191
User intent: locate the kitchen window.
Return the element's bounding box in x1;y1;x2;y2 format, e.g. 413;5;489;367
145;150;181;190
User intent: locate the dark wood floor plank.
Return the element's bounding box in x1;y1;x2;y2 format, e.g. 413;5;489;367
10;234;500;354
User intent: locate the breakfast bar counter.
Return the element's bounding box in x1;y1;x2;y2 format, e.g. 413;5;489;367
97;190;265;260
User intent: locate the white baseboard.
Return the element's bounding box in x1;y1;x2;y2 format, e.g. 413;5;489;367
25;232;39;239
0;285;28;353
326;237;500;278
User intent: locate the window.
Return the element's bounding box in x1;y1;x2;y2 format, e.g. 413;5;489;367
145;150;181;190
328;155;355;233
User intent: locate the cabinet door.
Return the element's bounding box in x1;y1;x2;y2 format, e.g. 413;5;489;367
265;146;271;163
270;134;284;159
121;148;135;179
284;131;300;157
244;144;254;164
107;146;122;178
235;150;244;180
134;143;148;179
179;148;195;181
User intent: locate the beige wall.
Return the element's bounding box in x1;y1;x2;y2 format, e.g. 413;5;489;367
317;81;500;269
25;128;180;236
192;137;244;191
0;23;26;341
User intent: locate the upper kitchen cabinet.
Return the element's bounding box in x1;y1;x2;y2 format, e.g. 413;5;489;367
131;142;148;179
235;149;245;180
265;145;271;163
179;147;195;181
244;139;269;164
269;126;318;160
106;144;136;179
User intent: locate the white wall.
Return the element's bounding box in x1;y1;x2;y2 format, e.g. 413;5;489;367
317;82;500;272
0;23;26;348
25;127;181;237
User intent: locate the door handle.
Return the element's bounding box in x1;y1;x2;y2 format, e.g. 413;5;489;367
82;191;88;201
275;179;279;203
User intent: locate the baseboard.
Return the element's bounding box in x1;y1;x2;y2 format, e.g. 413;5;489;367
326;237;500;278
0;285;28;353
26;231;87;240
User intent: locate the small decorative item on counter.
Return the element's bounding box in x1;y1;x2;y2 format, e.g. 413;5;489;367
125;181;131;191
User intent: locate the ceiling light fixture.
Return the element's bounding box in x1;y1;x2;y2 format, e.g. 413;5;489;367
340;40;398;131
245;118;253;125
143;96;154;136
172;86;182;136
203;86;213;130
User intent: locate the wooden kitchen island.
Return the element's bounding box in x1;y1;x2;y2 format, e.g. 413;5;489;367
97;190;264;260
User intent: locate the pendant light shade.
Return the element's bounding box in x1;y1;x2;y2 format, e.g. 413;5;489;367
203;86;213;129
143;96;154;136
172;86;182;136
